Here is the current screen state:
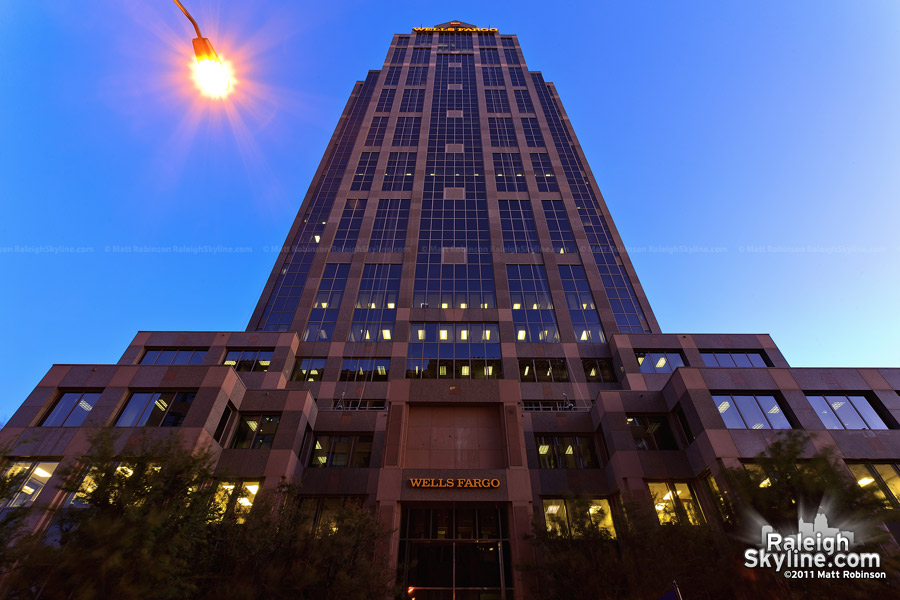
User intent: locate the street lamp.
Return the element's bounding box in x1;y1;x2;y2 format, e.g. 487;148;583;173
172;0;233;98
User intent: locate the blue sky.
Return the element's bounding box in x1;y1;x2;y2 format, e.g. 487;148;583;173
2;1;899;422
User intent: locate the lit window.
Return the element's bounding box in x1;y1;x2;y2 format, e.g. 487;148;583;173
648;481;704;525
291;358;327;382
215;481;260;523
309;435;373;468
41;392;100;427
713;393;792;430
231;415;280;449
635;351;685;374
115;392;196;428
542;498;615;538
535;435;598;468
223;348;274;372
847;463;900;509
0;461;59;509
806;394;889;430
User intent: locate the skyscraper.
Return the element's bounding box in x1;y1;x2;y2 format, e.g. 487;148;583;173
3;20;900;599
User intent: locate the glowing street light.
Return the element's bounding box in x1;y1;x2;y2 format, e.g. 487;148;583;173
172;0;233;98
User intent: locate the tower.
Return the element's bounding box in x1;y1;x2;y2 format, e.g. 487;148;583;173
3;21;900;600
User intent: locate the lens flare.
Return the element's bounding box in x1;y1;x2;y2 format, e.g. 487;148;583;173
191;57;234;98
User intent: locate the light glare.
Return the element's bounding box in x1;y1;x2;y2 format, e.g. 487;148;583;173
192;57;234;98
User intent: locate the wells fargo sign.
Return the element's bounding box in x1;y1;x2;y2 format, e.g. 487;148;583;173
409;477;501;489
413;27;498;33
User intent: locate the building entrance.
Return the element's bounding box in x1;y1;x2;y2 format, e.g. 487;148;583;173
400;505;513;600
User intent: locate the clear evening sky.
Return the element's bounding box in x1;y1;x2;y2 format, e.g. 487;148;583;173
2;1;899;422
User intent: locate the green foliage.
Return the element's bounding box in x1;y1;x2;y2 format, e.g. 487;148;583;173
3;429;395;600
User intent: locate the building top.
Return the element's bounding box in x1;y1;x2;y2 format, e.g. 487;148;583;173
413;20;497;33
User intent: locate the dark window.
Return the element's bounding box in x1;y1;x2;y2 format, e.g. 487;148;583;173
406;66;428;86
508;264;559;343
503;47;520;65
390;47;406;65
676;407;695;443
382;152;416;191
498;199;540;253
396;37;409;47
223;348;275;372
514;89;535;113
542;200;578;254
406;323;502;380
116;392;196;427
375;88;395;112
392;117;421;146
331;198;366;253
400;88;425;112
231;414;280;449
806;394;889;430
583;358;616;382
559;265;606;343
635;351;685;373
415;32;432;46
477;32;497;47
365;117;388;146
369;199;409;252
348;264;401;342
521;117;545;147
501;37;515;48
479;48;500;64
213;404;234;443
309;435;373;467
437;33;473;52
519;358;568;382
701;351;768;368
303;263;349;342
493;153;527;192
536;435;598;468
140;348;207;365
530;152;558;191
383;67;401;86
41;392;101;427
488;117;517;147
713;393;793;429
332;398;386;411
291;358;327;382
627;415;678;450
484;89;510;113
508;67;526;87
482;67;504;87
410;48;430;64
350;152;379;191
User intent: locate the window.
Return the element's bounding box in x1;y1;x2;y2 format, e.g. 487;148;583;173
521;117;545;147
350;152;379;190
339;358;390;382
523;400;576;412
415;32;432;46
215;481;259;524
375;88;395;112
519;358;568;382
583;358;616;382
627;415;678;450
498;199;540;253
365;116;388;146
331;198;366;252
542;498;615;538
701;351;768;368
309;435;373;467
636;351;685;373
514;89;535;113
508;264;560;343
392;117;421;146
648;481;704;525
530;153;558;192
383;67;401;86
0;461;59;509
501;37;515;48
479;48;500;64
41;392;100;427
477;32;496;47
542;200;577;254
410;48;430;64
300;496;364;534
223;348;274;372
488;117;517;147
348;264;400;342
406;323;502;379
369;198;409;252
713;393;792;429
406;66;428;86
437;33;472;52
382;152;416;191
303;263;350;342
847;463;900;509
482;66;504;87
503;47;520;65
140;348;207;365
559;265;606;343
508;67;526;87
806;394;888;430
484;89;510;113
493;153;527;192
116;392;196;427
213;403;234;443
399;88;425;112
231;415;280;449
535;436;598;468
291;358;327;382
390;47;406;65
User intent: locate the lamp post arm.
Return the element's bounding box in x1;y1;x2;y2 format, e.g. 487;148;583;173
172;0;203;39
